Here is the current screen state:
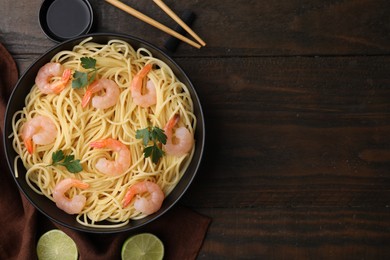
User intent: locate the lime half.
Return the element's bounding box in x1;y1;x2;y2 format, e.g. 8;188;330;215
36;229;78;260
121;233;164;260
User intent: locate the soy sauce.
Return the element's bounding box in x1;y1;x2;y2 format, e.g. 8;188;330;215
46;0;92;39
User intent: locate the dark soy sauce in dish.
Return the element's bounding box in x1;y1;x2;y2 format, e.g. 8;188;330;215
46;0;92;39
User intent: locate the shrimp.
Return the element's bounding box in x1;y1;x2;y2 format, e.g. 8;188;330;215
163;114;194;157
130;64;157;108
122;181;165;215
21;115;57;154
81;79;120;109
90;138;131;176
35;62;71;94
53;178;89;215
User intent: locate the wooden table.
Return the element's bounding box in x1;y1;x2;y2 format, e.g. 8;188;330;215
1;0;390;258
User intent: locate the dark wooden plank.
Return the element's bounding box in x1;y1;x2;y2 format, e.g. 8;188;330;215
174;55;390;209
194;207;390;259
2;0;390;57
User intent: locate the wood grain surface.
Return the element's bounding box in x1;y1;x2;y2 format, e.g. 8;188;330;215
1;0;390;259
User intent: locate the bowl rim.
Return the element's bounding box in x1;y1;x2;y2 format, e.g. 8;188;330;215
3;32;205;233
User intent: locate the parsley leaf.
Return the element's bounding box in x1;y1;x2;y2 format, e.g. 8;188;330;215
72;57;97;89
50;150;83;173
136;128;151;146
144;145;153;158
80;57;96;69
136;126;167;164
72;71;88;89
151;144;165;164
63;159;83;173
144;144;165;164
151;127;167;145
52;150;65;162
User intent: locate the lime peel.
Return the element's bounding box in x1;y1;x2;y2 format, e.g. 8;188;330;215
121;233;164;260
36;229;78;260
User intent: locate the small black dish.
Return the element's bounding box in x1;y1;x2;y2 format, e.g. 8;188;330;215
39;0;94;42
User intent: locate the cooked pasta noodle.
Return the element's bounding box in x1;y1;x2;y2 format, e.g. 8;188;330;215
11;38;196;228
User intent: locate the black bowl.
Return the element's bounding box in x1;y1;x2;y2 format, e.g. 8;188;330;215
3;33;205;233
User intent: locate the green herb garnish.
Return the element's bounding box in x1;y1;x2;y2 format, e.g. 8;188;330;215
72;57;97;89
136;126;167;164
50;150;83;173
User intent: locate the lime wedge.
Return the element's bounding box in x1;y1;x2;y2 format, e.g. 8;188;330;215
36;229;78;260
121;233;164;260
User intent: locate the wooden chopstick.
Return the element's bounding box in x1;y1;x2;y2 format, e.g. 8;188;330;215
105;0;202;49
153;0;206;46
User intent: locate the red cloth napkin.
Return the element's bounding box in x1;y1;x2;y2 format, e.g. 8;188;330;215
0;43;211;260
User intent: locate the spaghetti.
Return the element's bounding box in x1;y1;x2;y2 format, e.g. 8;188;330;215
11;38;196;228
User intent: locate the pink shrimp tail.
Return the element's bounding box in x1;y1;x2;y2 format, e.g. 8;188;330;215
130;64;153;91
82;80;104;108
51;68;72;94
62;68;72;82
81;80;98;107
165;114;180;132
122;189;137;208
139;63;152;77
90;138;122;149
122;182;148;208
74;180;90;189
81;91;93;108
24;138;34;154
90;139;108;148
61;179;90;190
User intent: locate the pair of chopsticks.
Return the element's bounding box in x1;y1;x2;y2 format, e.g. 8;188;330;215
105;0;206;49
